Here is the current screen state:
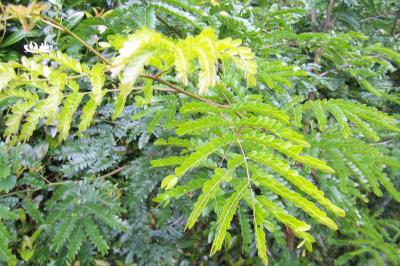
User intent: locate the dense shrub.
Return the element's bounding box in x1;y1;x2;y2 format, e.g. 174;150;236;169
0;0;399;265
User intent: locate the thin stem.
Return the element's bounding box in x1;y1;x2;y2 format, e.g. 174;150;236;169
322;0;336;32
98;165;127;179
0;180;76;199
154;66;174;78
232;128;252;186
219;144;232;167
155;14;183;38
140;0;183;37
0;164;127;198
140;74;228;108
35;14;225;108
37;15;112;65
13;74;86;83
313;0;335;66
228;124;258;236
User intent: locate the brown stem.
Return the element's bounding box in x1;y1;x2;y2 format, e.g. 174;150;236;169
98;165;127;179
322;0;335;32
285;226;295;253
140;74;228;108
38;15;112;65
314;47;323;65
154;66;174;78
313;0;336;71
37;14;225;108
34;12;227;108
310;9;318;32
318;64;350;77
0;181;76;199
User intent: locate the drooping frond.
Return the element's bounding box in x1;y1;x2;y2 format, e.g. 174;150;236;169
0;54;108;143
331;210;400;266
290;99;399;141
314;133;400;203
152;98;345;264
43;180;127;260
0;28;257;144
258;61;307;92
148;1;205;29
110;27;257;99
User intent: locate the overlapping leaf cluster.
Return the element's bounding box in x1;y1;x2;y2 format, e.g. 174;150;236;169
0;0;399;265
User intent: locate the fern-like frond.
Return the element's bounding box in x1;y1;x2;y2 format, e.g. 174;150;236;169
153;98;345;263
250;163;341;230
315;134;400;203
149;2;205;29
238;207;251;255
171;135;235;181
332;210;400;266
258;61;307;92
66;223;84;261
57;81;83;141
0;63;16;91
110;27;257;99
210;179;249;255
85;217;109;255
186;163;240;229
43;181;127;260
253;202;269;266
0;55;110;143
292;99;399;140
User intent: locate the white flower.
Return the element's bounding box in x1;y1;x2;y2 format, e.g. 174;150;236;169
98;25;107;34
24;41;53;54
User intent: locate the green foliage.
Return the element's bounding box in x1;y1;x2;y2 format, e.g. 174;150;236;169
0;52;106;143
153;99;347;261
0;142;21;193
0;205;18;263
110;26;256;118
291;99;399;140
43;180;127;260
0;0;399;265
314;134;400;202
117;157;189;265
331;210;400;266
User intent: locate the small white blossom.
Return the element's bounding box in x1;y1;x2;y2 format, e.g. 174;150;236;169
24;41;53;54
98;25;107;34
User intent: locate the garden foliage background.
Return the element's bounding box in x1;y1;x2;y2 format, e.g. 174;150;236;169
0;0;400;265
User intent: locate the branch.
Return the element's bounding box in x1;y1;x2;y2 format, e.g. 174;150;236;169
310;9;318;32
156;14;183;38
0;181;77;199
313;0;336;67
140;74;228;108
37;15;225;108
318;64;350;77
0;165;129;198
38;15;112;65
98;165;127;179
322;0;335;32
